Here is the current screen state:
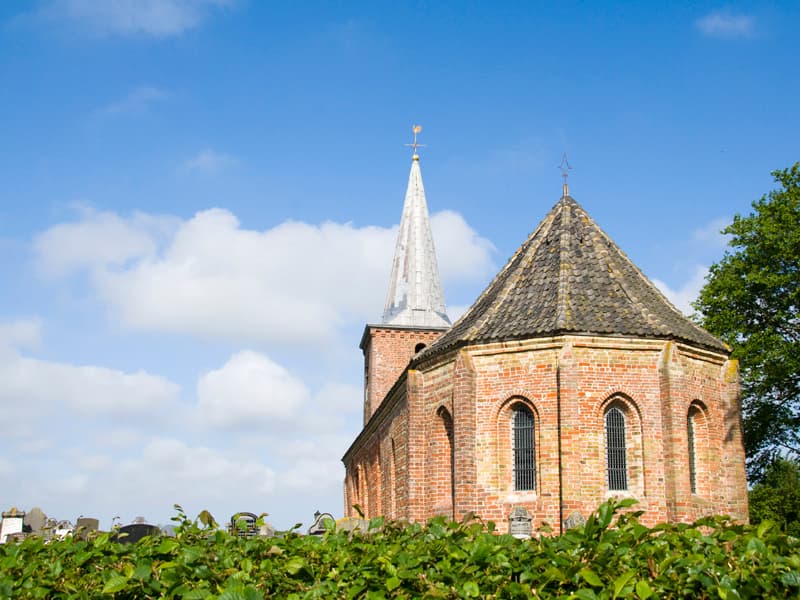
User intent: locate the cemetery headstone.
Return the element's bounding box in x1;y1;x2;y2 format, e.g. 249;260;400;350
24;507;46;534
335;516;370;534
75;517;100;539
307;511;335;535
54;520;73;540
1;508;25;544
563;511;586;530
508;506;532;539
116;522;160;544
229;512;259;538
258;522;276;537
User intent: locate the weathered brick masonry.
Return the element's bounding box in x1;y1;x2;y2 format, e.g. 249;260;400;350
343;181;749;533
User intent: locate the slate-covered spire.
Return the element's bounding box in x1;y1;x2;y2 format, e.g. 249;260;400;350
382;152;451;328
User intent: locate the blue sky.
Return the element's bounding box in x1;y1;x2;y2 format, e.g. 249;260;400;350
0;0;798;530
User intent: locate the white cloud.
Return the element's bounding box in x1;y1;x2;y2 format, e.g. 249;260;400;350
98;86;170;116
0;319;181;441
0;318;43;351
696;11;755;39
431;210;496;284
108;438;279;517
277;449;345;492
34;206;178;278
197;350;309;429
0;332;187;524
181;149;239;173
93;428;143;449
0;353;180;420
446;304;471;323
40;0;234;37
311;382;362;416
35;207;494;345
14;438;54;455
0;457;15;477
691;216;731;249
652;264;709;317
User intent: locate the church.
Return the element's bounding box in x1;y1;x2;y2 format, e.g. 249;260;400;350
342;139;749;534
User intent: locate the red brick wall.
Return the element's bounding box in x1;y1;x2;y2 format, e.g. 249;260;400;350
361;326;445;424
344;335;749;533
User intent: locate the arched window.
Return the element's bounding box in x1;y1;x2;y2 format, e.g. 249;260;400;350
415;342;427;353
605;406;628;490
430;407;455;517
688;405;700;494
513;405;536;491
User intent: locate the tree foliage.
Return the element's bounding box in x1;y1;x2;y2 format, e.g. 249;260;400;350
695;163;800;478
1;500;800;598
749;458;800;537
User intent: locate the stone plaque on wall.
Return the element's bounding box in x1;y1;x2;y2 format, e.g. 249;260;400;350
563;511;586;530
508;506;532;539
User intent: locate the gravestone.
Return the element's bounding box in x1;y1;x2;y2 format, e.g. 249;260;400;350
24;507;46;534
335;517;370;534
258;522;276;537
75;517;100;539
563;511;586;530
1;508;25;544
508;506;532;539
307;511;335;536
229;512;259;538
54;520;73;540
116;522;160;544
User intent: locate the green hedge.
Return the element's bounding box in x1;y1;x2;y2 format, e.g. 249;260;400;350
1;499;799;599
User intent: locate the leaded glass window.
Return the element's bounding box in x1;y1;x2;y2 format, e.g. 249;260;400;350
688;407;698;494
605;406;628;490
513;405;536;491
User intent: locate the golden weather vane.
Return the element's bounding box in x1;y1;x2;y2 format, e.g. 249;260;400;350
558;153;572;196
405;124;426;159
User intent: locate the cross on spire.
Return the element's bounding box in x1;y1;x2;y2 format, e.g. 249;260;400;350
558;153;572;197
404;124;426;160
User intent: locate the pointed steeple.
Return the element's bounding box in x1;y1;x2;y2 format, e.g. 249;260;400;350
382;151;451;328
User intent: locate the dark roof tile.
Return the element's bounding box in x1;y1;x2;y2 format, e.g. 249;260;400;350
417;195;727;360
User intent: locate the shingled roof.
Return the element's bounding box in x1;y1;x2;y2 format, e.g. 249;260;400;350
417;195;728;360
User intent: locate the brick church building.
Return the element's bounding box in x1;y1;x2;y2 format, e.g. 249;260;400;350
342;147;749;533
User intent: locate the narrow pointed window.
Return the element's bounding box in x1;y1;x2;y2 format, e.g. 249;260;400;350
513;405;536;491
605;406;628;490
688;406;699;494
436;407;455;513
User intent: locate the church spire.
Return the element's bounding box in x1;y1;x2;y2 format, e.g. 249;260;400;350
382;127;451;328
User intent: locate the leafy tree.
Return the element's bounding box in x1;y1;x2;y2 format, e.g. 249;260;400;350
695;163;800;479
749;458;800;536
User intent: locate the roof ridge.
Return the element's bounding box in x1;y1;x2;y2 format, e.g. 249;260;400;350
556;196;572;330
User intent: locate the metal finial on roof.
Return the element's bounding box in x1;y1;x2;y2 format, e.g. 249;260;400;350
404;124;426;160
558;153;572;197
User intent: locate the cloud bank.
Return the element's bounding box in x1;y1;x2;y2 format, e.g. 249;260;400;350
0;317;356;527
35;207;495;345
